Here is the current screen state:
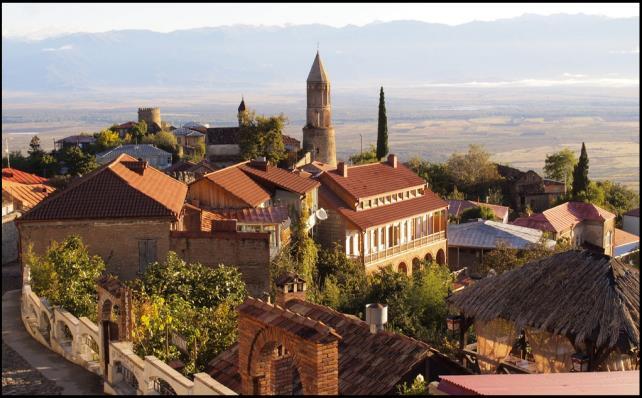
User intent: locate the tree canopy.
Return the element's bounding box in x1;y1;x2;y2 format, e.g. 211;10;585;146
376;87;389;160
349;144;379;165
571;142;590;198
238;112;287;164
544;148;577;188
446;144;502;198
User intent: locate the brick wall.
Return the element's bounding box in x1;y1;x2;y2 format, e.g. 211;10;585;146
17;218;173;280
169;231;271;297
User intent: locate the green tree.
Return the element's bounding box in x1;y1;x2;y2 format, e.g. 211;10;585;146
406;157;453;197
460;205;495;222
94;129;122;152
2;151;30;170
595;180;640;224
131;120;148;143
57;146;98;176
27;236;106;320
28;135;42;155
447;186;465;200
143;130;179;161
349;144;378;165
397;374;427;395
290;206;319;294
446;144;502;197
571;142;589;198
544;148;577;188
376;87;389;160
239;112;287;164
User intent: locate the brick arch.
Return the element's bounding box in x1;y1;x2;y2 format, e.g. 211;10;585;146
412;258;422;274
247;326;310;395
424;252;433;264
436;249;446;265
398;262;408;275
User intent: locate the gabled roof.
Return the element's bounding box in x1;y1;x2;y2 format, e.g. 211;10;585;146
624;208;639;217
115;121;137;129
199;165;271;208
321;161;426;201
96;144;172;164
171;127;205;137
55;135;96;144
614;228;639;248
512;202;616;233
448;199;509;221
240;163;320;195
200;206;290;231
448;250;639;353
2;168;48;184
2;180;55;210
319;183;448;231
208;298;432;395
20;154;187;222
307;51;329;82
447;220;554;250
282;134;301;147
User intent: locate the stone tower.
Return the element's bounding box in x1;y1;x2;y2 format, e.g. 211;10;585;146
237;97;248;127
138;107;161;133
302;51;336;166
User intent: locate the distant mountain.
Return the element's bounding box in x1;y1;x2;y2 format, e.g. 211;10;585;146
2;14;639;92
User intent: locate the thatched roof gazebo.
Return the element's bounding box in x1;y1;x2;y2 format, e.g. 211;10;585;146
447;250;639;373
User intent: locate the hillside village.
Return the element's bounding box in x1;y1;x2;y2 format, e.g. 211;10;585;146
2;51;640;395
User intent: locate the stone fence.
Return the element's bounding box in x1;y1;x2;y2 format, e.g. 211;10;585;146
20;266;236;395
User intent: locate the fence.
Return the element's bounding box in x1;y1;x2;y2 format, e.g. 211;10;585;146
20;265;236;395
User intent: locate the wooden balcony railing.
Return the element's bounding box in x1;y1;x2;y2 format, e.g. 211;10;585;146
359;231;446;265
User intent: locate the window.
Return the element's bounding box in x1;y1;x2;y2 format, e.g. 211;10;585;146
138;239;157;274
368;199;372;207
405;191;409;199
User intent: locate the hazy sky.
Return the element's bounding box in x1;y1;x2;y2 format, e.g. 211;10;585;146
2;3;639;39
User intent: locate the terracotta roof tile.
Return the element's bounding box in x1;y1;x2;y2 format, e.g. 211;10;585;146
614;228;639;247
2;168;48;184
322;161;426;201
319;184;448;231
448;199;509;221
199;165;271;207
200;206;290;231
513;202;616;233
209;298;432;395
2;181;55;210
282;134;300;147
240;163;320;195
19;154;187;222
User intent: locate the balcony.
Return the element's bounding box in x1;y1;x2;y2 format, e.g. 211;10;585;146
360;230;446;265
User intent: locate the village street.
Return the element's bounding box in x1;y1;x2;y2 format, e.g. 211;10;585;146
1;263;103;395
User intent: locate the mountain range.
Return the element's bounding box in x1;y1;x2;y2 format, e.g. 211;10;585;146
2;14;639;93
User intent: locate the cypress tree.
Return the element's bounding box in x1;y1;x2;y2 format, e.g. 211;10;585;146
571;142;589;197
376;87;389;160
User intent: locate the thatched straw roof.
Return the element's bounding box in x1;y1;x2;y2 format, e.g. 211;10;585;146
448;250;639;352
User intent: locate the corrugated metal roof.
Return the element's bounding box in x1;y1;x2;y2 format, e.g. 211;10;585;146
172;127;205;137
624;208;639;217
96;144;172;164
448;220;554;250
438;371;640;395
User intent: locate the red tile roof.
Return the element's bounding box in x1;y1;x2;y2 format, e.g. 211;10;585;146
200;206;290;231
240;163;319;195
437;371;640;396
2;181;55;210
448;200;509;221
199;165;271;208
208;298;432;395
512;202;616;233
624;208;639;217
320;184;448;231
116;121;137;129
282;134;301;147
614;228;639;248
19;154;187;222
322;161;426;201
2;168;48;185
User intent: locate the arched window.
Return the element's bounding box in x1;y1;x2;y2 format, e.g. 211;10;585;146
398;262;408;274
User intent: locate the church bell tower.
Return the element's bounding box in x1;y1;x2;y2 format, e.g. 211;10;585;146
302;51;336;166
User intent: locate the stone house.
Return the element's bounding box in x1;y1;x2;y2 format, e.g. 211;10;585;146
207;274;469;395
497;165;566;213
315;154;449;275
512;201;616;256
171;127;206;157
54;135;96;151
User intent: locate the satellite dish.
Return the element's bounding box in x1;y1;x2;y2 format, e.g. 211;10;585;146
315;208;328;221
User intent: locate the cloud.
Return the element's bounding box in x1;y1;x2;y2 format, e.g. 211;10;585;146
609;47;639;54
423;77;639;88
41;44;73;52
563;72;587;78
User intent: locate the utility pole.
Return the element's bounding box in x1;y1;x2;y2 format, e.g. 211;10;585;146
359;134;363;156
5;138;10;168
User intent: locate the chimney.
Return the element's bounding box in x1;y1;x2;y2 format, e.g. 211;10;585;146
365;303;388;334
250;157;269;171
387;154;398;168
337;161;348;177
122;160;148;175
275;272;306;307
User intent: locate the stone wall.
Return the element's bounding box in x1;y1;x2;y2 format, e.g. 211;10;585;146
20;265;236;396
170;230;271;297
2;212;19;265
17;218;173;280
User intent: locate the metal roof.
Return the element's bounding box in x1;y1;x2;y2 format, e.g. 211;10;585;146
96;144;172;164
447;220;555;250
